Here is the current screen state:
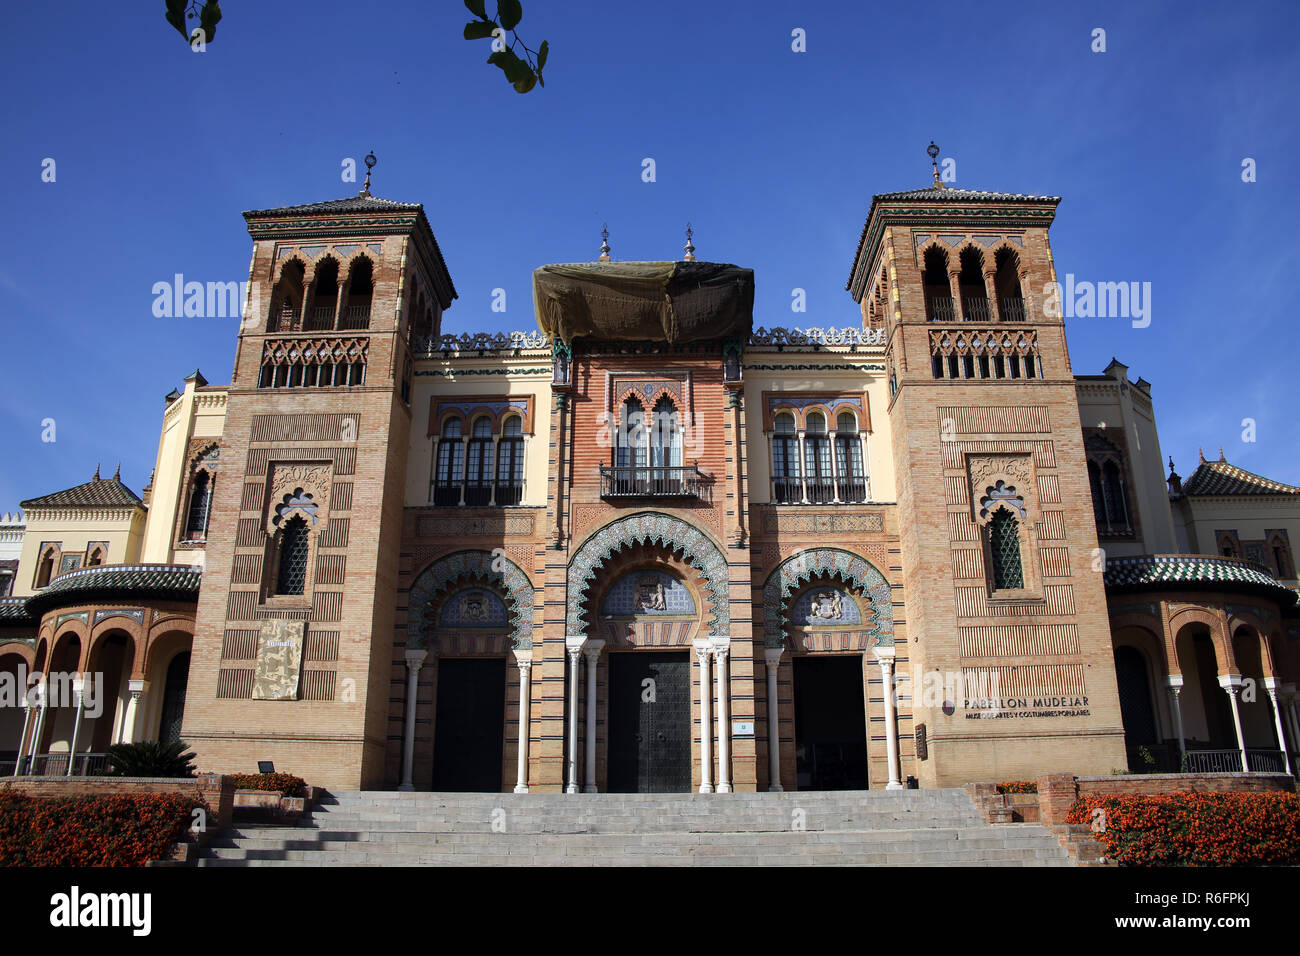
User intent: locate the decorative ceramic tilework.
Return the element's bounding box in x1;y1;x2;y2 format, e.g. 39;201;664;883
791;587;862;626
601;571;696;617
439;587;509;627
567;512;729;634
762;548;893;648
407;550;534;649
93;608;147;626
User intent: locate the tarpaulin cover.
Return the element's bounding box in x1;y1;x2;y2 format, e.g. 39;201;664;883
532;261;754;344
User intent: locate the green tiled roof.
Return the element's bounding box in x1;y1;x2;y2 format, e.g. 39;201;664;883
0;597;35;623
25;564;201;616
1104;554;1297;605
21;477;143;510
1180;457;1300;497
872;186;1060;203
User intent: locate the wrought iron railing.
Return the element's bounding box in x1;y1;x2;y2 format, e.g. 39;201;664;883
771;477;870;504
305;305;335;330
339;304;371;329
430;481;524;507
999;297;1026;321
1181;749;1243;773
926;295;956;322
962;296;991;322
1245;749;1287;774
11;753;112;777
600;465;705;498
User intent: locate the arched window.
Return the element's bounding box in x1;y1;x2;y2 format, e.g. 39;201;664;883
465;416;495;506
650;397;683;492
185;470;214;540
994;247;1025;321
835;411;866;502
34;547;55;589
1102;461;1129;530
1269;534;1294;579
159;652;191;743
86;546;105;567
772;413;800;504
275;515;309;596
922;246;953;321
958;247;988;321
613;398;648;494
434;418;465;506
1088;460;1107;528
803;412;832;503
988;509;1024;590
268;259;305;332
306;257;339;331
496;416;525;505
341;257;374;329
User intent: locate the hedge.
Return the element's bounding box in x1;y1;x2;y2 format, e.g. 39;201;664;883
0;791;203;867
1066;791;1300;866
227;772;307;797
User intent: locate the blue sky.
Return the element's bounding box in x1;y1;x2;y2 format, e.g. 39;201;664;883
0;0;1297;509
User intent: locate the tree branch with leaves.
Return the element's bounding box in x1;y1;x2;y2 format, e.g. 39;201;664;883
463;0;549;93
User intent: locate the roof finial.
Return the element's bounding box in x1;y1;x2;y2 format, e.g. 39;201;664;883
1198;446;1205;463
927;141;943;189
598;223;611;262
683;222;695;262
1219;445;1226;462
113;462;121;481
93;463;101;481
360;150;376;197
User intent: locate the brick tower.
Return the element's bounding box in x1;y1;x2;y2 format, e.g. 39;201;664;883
181;168;456;788
847;156;1127;785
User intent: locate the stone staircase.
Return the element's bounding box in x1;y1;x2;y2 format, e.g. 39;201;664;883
195;788;1076;866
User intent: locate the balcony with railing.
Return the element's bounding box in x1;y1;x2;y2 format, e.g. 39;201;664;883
600;465;707;499
431;480;524;508
926;295;956;322
339;304;371;330
961;296;991;322
3;752;112;777
772;475;870;505
999;296;1026;321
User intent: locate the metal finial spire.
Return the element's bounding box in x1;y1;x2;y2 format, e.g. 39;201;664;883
113;462;121;481
599;223;611;262
683;222;695;261
93;463;101;481
927;141;942;188
361;150;377;196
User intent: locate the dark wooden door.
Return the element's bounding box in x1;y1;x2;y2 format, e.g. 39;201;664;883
432;657;506;791
607;652;691;793
793;655;869;790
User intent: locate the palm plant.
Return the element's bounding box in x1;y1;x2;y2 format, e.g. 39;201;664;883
106;739;197;778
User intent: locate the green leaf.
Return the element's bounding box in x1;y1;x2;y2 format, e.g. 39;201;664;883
464;20;496;40
464;0;488;18
199;0;222;42
536;39;548;71
512;72;537;94
497;0;523;31
488;48;531;84
164;0;189;39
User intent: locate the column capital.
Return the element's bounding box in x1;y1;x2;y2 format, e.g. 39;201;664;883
1261;676;1283;692
708;635;732;657
582;638;605;661
1164;673;1184;689
512;648;533;671
763;646;784;664
692;637;713;660
404;649;429;671
871;645;896;665
1218;674;1245;692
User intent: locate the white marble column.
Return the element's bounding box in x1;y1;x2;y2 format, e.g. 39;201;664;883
763;646;784;791
13;701;32;776
694;640;713;793
1165;676;1187;767
66;678;85;777
711;636;732;793
1282;684;1300;761
1218;675;1248;771
564;636;585;794
582;639;604;793
399;650;427;791
121;679;148;744
513;650;532;793
1262;678;1292;775
26;680;47;770
696;642;717;790
874;648;903;789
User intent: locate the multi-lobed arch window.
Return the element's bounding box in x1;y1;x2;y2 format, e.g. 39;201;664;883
768;403;869;504
920;241;1026;323
184;469;214;540
268;254;375;333
432;413;527;506
605;395;694;496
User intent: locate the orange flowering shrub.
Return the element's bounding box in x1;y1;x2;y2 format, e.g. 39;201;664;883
995;781;1038;794
0;791;203;867
1067;791;1300;866
228;773;306;797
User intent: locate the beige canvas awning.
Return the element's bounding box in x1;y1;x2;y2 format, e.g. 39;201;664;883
532;261;754;343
